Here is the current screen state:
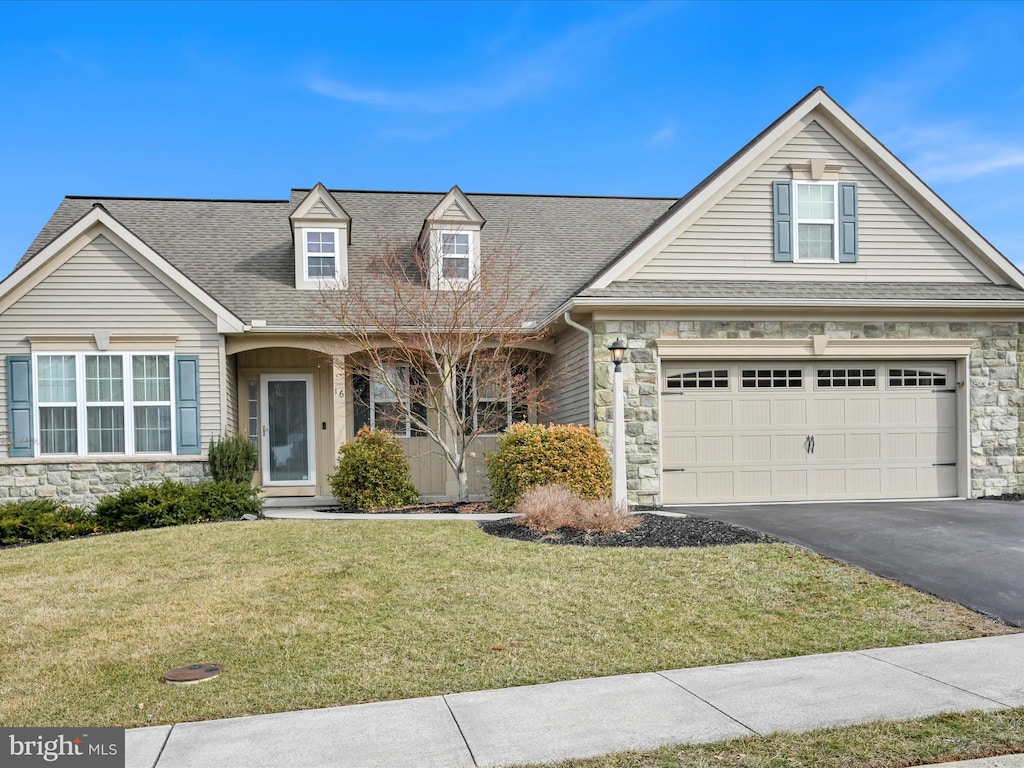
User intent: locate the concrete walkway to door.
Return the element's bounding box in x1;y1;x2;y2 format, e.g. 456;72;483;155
684;499;1024;627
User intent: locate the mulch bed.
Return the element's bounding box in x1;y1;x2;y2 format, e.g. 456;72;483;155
479;513;778;549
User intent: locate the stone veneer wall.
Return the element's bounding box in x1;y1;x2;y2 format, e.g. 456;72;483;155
593;320;1024;506
0;460;210;507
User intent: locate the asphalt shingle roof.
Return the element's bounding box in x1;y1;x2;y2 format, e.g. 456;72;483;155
16;191;678;326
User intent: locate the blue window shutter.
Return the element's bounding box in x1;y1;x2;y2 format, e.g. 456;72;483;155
175;355;201;455
772;181;794;262
838;182;858;262
7;355;33;457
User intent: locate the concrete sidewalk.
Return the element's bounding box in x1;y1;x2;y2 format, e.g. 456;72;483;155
127;633;1024;768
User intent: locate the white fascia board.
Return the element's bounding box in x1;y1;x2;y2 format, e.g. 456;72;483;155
0;206;245;333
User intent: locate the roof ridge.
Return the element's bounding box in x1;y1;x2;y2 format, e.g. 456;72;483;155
289;187;679;202
65;195;287;203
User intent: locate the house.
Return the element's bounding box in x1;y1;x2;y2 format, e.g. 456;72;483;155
2;86;1023;507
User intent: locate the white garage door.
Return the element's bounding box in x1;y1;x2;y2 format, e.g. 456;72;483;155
661;360;958;504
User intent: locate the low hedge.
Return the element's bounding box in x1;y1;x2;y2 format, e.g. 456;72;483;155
0;498;98;546
94;479;263;532
485;423;612;511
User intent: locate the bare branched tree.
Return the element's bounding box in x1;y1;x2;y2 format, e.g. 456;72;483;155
314;223;551;502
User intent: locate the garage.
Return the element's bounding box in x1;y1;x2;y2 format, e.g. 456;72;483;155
660;360;959;504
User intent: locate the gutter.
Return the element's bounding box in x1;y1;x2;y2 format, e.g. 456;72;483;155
562;311;594;430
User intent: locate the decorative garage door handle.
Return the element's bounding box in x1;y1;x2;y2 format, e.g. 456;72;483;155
805;435;815;455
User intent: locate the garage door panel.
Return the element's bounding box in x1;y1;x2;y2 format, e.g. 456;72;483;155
884;397;920;425
697;400;734;428
662;398;696;429
737;434;772;462
775;469;809;497
699;435;734;463
774;433;811;462
661;359;959;504
736;399;771;427
771;399;808;426
884;432;919;460
737;470;772;498
845;433;881;460
663;435;696;465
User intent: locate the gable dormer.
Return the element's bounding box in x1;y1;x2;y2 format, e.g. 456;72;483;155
290;183;351;290
421;185;485;290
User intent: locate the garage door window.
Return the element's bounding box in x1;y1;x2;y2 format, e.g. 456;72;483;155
816;368;877;388
888;368;947;387
667;369;729;390
741;369;802;388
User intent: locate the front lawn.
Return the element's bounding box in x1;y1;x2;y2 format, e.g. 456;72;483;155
0;520;1013;727
520;707;1024;768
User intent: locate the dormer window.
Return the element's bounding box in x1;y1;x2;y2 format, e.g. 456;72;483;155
440;232;471;280
422;185;485;290
304;229;338;279
290;183;350;290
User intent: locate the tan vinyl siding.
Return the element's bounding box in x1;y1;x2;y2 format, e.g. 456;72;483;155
548;326;591;426
307;199;334;218
634;120;990;283
225;352;238;434
0;234;222;456
441;201;471;221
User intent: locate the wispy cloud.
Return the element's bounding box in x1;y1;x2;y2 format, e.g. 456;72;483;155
307;3;672;115
646;125;674;149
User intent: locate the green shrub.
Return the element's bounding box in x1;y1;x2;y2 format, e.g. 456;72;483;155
94;479;262;532
485;423;612;511
329;426;419;510
0;498;97;546
208;434;258;484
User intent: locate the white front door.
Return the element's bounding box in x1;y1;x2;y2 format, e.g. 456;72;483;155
260;374;316;486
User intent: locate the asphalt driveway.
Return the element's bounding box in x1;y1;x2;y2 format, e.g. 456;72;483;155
682;500;1024;627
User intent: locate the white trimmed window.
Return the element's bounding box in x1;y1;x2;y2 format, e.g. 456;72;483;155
304;228;339;280
430;230;477;288
34;352;174;456
794;181;838;262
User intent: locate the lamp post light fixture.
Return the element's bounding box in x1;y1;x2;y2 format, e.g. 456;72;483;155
608;339;628;507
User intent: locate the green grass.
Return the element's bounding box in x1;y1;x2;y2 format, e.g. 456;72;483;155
0;520;1014;727
516;707;1024;768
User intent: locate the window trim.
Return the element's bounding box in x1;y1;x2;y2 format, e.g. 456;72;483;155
793;180;839;263
366;366;425;438
430;229;477;290
302;227;341;282
31;351;176;458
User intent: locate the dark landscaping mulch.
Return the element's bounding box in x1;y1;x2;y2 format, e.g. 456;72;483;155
479;513;778;549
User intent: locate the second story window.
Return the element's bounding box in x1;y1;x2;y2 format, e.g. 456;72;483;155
430;230;476;288
795;182;837;262
304;229;338;279
440;232;470;280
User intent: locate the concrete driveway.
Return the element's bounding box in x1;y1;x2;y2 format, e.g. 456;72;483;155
682;500;1024;627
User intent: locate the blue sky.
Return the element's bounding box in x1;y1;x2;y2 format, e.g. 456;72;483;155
2;1;1024;275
